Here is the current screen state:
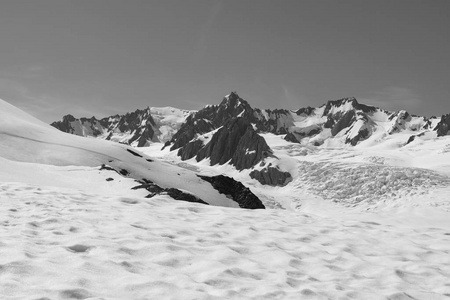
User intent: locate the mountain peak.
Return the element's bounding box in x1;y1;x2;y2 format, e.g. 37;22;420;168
220;91;250;110
322;97;377;116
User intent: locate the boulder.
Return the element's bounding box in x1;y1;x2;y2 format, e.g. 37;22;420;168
250;167;292;186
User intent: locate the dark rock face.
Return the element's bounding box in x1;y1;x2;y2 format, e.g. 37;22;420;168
51;114;106;137
177;140;204;160
193;118;272;170
345;128;370;146
51;114;77;134
434;114;450;137
197;175;265;209
249;167;292;186
330;110;356;136
406;132;426;145
284;132;300;143
284;126;322;143
253;108;295;134
168;118;215;151
132;179;209;205
295;106;315;116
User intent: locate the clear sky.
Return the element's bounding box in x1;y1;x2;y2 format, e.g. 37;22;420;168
1;0;449;122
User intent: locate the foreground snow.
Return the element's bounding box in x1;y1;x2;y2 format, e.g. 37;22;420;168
1;182;450;300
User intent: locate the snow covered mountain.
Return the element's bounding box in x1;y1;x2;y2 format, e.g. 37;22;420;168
0;99;263;209
51;106;193;147
2;97;450;299
51;92;450;188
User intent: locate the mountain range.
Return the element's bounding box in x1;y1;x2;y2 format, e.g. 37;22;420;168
51;91;450;186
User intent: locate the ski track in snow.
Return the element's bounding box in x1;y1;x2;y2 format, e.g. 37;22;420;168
1;183;450;300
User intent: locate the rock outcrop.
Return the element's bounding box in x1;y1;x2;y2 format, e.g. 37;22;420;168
434;114;450;137
132;179;209;205
284;132;300;143
250;166;292;186
179;117;272;170
197;175;265;209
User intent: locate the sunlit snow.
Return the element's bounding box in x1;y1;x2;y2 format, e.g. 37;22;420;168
1;99;450;299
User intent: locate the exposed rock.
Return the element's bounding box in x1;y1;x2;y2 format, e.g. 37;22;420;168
119;169;130;176
284;126;322;143
250;167;292;186
345;128;370;146
127;148;143;157
51;114;77;134
331;110;356;136
177;140;204;160
284;132;300;143
194;118;272;170
406;132;426;145
133;179;209;205
295;106;315;116
253;108;295;134
100;164;118;173
388;111;412;134
406;135;416;145
197;175;265;209
167;118;214;151
434;114;450;137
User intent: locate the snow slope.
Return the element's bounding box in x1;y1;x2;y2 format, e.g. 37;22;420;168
1;182;450;299
1;99;450;299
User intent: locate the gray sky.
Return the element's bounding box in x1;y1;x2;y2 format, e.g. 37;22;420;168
1;0;449;122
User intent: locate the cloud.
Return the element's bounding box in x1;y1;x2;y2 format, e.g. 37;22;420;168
359;86;422;111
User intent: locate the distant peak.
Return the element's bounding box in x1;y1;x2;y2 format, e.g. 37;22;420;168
225;91;240;100
62;114;76;122
322;97;377;116
220;91;251;110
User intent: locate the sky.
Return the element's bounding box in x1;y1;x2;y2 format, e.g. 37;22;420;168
1;0;449;122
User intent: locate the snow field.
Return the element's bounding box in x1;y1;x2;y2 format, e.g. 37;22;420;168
1;182;450;299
